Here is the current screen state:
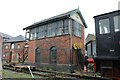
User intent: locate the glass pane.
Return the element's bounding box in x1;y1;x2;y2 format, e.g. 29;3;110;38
36;48;40;54
99;19;110;34
38;25;45;38
17;44;20;49
92;41;96;57
47;23;56;37
63;19;69;34
11;43;14;49
50;46;57;64
56;20;63;35
87;43;91;57
73;20;81;37
30;28;36;40
114;16;120;32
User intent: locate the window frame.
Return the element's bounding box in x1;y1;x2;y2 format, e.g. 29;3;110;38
113;15;120;32
11;43;15;49
5;45;9;49
17;44;20;49
63;19;69;34
72;20;82;37
99;18;110;34
50;46;57;64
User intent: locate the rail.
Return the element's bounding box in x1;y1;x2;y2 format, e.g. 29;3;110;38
2;64;112;80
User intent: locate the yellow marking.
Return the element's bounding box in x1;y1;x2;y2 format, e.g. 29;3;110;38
73;43;82;49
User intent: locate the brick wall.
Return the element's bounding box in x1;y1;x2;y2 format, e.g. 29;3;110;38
72;26;85;65
28;35;71;64
2;41;25;62
28;26;85;65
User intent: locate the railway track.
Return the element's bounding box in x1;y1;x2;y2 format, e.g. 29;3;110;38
2;65;111;80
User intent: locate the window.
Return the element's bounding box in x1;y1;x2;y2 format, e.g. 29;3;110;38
11;43;15;49
73;20;82;37
50;46;57;64
114;16;120;32
5;45;8;49
38;25;46;38
3;53;9;59
35;47;41;63
87;43;91;57
29;19;70;39
63;19;69;34
56;20;63;35
17;44;20;49
92;41;96;57
30;28;37;40
36;32;39;39
25;29;30;40
99;19;110;34
30;33;35;40
47;23;56;37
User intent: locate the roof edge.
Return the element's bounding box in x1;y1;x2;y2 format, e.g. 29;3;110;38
23;8;88;30
93;10;120;18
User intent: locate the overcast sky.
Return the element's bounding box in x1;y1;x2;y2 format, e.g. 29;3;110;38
0;0;119;38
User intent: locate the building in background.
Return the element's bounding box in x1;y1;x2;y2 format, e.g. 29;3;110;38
0;32;12;42
23;8;87;71
2;35;26;63
85;34;96;57
0;32;13;77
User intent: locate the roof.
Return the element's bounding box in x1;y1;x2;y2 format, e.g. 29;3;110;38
0;32;12;39
85;34;95;43
23;8;87;30
93;10;120;18
4;35;25;43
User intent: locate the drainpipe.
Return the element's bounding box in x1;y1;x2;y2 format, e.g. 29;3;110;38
69;19;73;72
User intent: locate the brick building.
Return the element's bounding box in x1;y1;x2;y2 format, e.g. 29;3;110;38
2;35;26;63
23;9;87;71
0;32;12;62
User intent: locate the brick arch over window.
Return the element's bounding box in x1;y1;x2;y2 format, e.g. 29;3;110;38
50;46;57;64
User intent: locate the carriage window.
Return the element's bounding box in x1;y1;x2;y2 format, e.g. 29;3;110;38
114;16;120;32
99;19;110;34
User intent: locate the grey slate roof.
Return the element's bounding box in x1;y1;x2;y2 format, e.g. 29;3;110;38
5;35;25;43
23;8;87;30
0;32;12;39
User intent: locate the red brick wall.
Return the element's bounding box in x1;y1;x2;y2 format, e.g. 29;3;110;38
28;40;36;63
72;26;85;65
28;35;71;64
28;26;85;65
72;26;85;54
2;41;25;62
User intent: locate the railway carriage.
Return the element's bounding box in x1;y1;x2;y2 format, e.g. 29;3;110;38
94;10;120;78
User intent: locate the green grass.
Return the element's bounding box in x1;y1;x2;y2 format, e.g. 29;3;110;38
2;69;40;78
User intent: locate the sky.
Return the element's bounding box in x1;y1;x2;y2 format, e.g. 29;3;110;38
0;0;120;38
